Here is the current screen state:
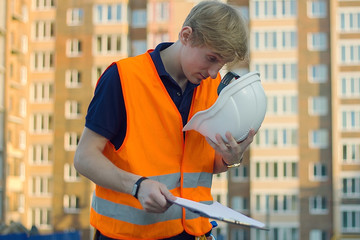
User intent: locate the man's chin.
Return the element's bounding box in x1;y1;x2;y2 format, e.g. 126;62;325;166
190;78;203;84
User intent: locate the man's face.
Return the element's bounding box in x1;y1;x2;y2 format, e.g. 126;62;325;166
180;44;226;84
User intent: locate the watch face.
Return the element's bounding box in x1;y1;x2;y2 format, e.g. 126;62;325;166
131;184;138;196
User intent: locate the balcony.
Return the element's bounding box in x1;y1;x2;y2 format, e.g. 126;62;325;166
6;176;24;192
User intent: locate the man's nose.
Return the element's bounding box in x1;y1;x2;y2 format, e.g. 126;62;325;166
208;65;222;79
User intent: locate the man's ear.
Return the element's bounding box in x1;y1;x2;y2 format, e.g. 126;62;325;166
179;26;192;45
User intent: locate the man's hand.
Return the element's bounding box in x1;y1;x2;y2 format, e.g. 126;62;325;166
137;179;176;213
206;129;255;166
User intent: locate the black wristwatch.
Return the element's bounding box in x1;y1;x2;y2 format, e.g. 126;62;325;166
131;177;148;199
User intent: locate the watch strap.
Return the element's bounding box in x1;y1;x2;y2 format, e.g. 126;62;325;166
133;177;148;199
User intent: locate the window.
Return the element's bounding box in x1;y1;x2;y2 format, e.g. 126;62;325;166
94;4;124;24
67;8;83;26
18;132;26;154
66;39;82;57
65;69;82;88
30;82;53;102
231;165;248;180
342;175;360;198
308;64;328;83
65;100;81;119
283;161;298;178
31;176;52;196
31;52;54;71
308;0;327;18
310;230;327;240
254;126;298;148
18;194;25;213
310;229;328;240
214;172;227;181
340;72;360;98
20;66;27;85
31;208;51;228
132;40;147;56
310;162;327;181
8;157;22;177
231;196;248;212
64;163;80;182
308;32;327;51
19;131;26;150
309;196;328;214
342;140;360;164
155;2;169;22
284;31;296;49
308;130;327;146
254;159;298;180
309;96;328;116
254;193;298;214
339;8;360;33
21;35;28;53
252;30;297;50
341;106;360;131
252;0;297;19
63;195;80;213
236;6;249;20
253;61;297;82
215;194;221;203
33;0;55;9
19;98;27;117
92;66;107;87
267;93;298;115
231;229;249;240
30;113;53;133
95;34;122;55
21;5;28;22
29;145;53;164
132;9;146;28
148;33;169;48
340;41;360;65
33;21;54;40
341;206;360;233
258;226;298;240
255;195;261;211
64;132;80;151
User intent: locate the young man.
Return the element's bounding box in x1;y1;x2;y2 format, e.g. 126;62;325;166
74;1;254;239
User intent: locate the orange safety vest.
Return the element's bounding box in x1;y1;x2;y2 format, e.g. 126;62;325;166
90;51;221;240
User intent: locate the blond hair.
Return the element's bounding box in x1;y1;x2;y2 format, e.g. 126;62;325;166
183;0;248;63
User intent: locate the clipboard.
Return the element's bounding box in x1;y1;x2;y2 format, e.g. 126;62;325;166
169;197;268;230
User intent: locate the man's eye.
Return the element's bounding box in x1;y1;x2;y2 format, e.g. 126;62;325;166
208;57;217;62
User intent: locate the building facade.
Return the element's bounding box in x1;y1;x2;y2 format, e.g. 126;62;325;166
331;0;360;239
4;0;31;228
227;1;360;240
1;1;359;240
0;0;6;223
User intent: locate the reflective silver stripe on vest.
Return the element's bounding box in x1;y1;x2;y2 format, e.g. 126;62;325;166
92;192;182;225
92;172;213;225
92;193;213;225
148;173;180;190
183;172;212;188
148;172;212;190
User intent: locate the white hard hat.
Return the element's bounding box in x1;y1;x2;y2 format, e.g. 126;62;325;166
183;71;267;143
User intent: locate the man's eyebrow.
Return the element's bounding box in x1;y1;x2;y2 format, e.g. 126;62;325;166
211;51;222;58
212;52;230;64
209;51;224;61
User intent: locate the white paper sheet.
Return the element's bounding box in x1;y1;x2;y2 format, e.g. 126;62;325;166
170;197;267;230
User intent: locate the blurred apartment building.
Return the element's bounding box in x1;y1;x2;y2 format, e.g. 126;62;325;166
0;0;359;240
226;0;360;240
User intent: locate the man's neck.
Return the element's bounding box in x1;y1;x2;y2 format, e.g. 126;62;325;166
160;41;188;92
